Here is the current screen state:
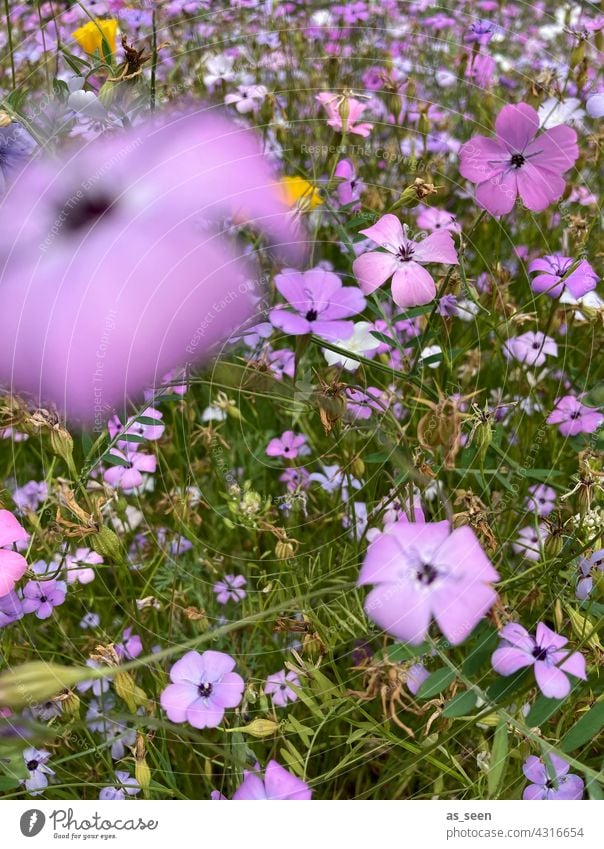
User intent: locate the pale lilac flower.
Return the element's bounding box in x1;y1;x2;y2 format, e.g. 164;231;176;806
352;214;458;308
269;267;365;341
459;103;578;215
80;611;100;630
21;579;66;619
203;53;235;88
233;760;312;800
22;748;54;795
12;480;48;513
407;663;430;695
358;521;499;645
108;406;165;445
0;120;36;194
503;332;557;367
160;650;244;729
334;159;363;207
279;467;310;492
63;547;102;585
77;660;111;697
546;396;604;436
586;92;604;119
213;574;247;605
492;622;586;699
464;19;496;45
0;509;29;597
99;770;140;800
416;206;461;233
322;321;381;370
513;525;547;561
103;448;157;491
345;386;386;420
419;345;443;368
225;84;267;113
529;256;598;299
266;431;309;460
0;590;23;628
576;549;604;601
115;627;143;661
316;92;373;136
267;348;295;380
309;464;361;497
525;484;556;517
437;294;458;316
264;669;300;707
522;754;584;800
538;97;584;129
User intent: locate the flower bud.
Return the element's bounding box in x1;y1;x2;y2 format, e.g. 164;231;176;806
91;526;124;563
564;604;602;651
114;671;147;713
275;539;295;560
231;718;280;738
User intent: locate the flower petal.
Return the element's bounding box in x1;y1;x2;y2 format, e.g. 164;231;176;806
390;263;436;308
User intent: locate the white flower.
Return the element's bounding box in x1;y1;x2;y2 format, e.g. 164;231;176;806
203;54;235;88
67;89;107;121
586;93;604;119
538;97;584;129
224;84;268;114
456;298;480;321
560;288;604;321
322;322;381;371
419;344;442;368
202;405;227;422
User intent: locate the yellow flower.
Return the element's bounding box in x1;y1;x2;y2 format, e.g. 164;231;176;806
280;176;323;209
72;19;118;57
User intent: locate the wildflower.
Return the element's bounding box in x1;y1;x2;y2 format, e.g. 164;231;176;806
63;547;103;585
103;449;157;491
406;663;430;695
72;19;118;56
525;484;557;517
22;748;54;796
546;396;604;436
352;214;458;308
80;611;100;630
528;255;598;299
21;579;67;620
267;348;295;380
415;206;460;233
264;669;300;707
0;509;29;597
316;92;372;136
279;466;310;492
458;102;578;215
491;622;586;698
322;321;381;370
522;754;584;800
99;770;140;800
12;480;48;513
233;760;312;800
115;627;143;661
358;521;499;645
224;84;267;113
77;660;111;698
503;332;557;367
586;92;604;119
512;525;547;561
160;650;244;729
108;407;165;445
213;574;247;604
419;344;443;368
203;54;235;88
334;159;363;208
269;267;365;340
280;176;323;209
576;549;603;600
538;97;584;129
0;118;36;194
266;431;309;460
0;591;23;628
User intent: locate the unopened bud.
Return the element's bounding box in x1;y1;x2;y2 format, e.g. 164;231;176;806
91;526;124;563
114;671;147;713
229;718;280;738
275;539;295;560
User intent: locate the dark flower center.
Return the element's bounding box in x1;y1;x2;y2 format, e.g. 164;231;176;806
63;192;116;233
416;561;439;586
532;342;540;349
305;309;318;321
280;683;287;691
397;244;415;262
39;595;48;603
198;682;213;698
27;760;39;771
570;411;581;419
510;153;525;168
532;646;548;661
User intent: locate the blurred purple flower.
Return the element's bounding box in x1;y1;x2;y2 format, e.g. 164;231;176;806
576;549;603;601
233;760;312;800
503;331;557;367
525;484;556;517
213;574;247;605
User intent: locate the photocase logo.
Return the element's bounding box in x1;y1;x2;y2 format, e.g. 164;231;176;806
20;810;46;837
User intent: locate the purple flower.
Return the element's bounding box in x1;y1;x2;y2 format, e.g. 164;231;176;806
0;120;36;194
213;574;247;605
334;159;363;208
21;579;67;620
415;206;460;233
576;549;604;601
267;348;295;380
266;431;309;460
108;406;165;446
77;660;111;698
528;256;598;299
22;748;54;795
0;590;23;628
279;467;310;492
459;103;578;215
358;521;499;645
12;480;48;513
264;669;300;707
491;622;586;698
522;754;584;800
99;770;141;800
407;662;430;695
316;92;373;137
503;332;557;367
63;547;103;585
547;396;604;436
0;508;29;597
269;267;365;340
513;525;547;561
160;650;244;729
464;19;496;45
115;627;143;661
103;448;157;491
352;214;458;308
233;760;312;800
525;484;557;517
224;84;267;113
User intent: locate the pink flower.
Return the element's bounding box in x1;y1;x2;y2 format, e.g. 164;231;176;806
358;521;499;645
264;669;300;707
459;102;578;215
0;510;29;598
224;84;267;113
266;430;309;460
547;395;604;436
103;448;157;491
502;331;557;367
213;574;247;605
492;622;586;699
269;267;365;340
316;92;373;136
352;214;458;308
525;484;557;517
528;255;599;299
415;206;461;233
108;407;165;446
160;650;244;729
233;760;312;800
63;547;102;585
513;525;547;561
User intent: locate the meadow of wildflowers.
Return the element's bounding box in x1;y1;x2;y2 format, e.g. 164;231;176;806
0;0;602;806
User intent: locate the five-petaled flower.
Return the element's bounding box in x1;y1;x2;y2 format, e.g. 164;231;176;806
233;760;312;800
522;754;584;800
160;650;244;729
546;395;604;436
